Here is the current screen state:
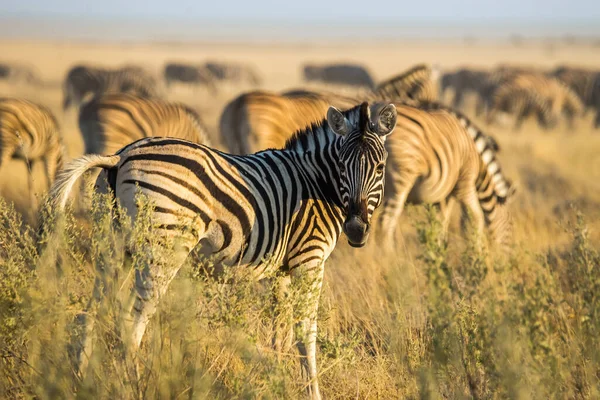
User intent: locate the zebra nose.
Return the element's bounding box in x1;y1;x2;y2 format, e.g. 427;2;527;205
343;215;370;248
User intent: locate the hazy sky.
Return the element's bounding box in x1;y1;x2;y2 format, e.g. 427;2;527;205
1;0;599;22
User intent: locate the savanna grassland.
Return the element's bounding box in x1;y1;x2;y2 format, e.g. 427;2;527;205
1;39;600;399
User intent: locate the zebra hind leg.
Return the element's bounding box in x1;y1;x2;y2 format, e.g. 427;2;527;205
292;261;325;400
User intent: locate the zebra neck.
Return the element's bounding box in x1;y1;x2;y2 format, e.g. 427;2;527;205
283;129;345;210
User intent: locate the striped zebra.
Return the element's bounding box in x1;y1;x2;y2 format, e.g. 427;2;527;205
63;65;160;111
163;62;217;93
47;101;397;399
0;98;65;206
303;63;375;89
219;64;437;154
78;93;210;156
487;72;584;129
377;101;514;247
220;89;513;245
204;61;262;86
551;65;600;127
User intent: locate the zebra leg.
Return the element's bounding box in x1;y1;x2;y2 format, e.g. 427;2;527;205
457;189;485;245
438;197;457;239
272;274;294;359
25;158;37;212
126;240;193;349
292;261;324;400
377;186;412;247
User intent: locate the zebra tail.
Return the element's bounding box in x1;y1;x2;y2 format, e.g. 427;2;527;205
49;154;121;211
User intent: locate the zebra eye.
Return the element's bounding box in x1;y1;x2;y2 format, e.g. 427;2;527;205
376;163;385;175
339;164;346;174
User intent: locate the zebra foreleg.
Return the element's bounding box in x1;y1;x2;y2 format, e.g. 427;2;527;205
272;274;294;360
376;186;412;248
292;261;324;400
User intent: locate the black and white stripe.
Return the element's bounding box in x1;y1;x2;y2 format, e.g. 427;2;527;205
63;65;160;111
48;101;397;400
163;62;217;92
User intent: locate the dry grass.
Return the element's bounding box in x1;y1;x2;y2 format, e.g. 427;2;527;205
0;39;599;398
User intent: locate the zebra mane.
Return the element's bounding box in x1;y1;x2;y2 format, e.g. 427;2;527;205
284;103;363;151
374;64;431;92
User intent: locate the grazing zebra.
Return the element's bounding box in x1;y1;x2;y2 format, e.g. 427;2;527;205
0;98;65;206
374;64;439;103
63;65;160;111
163;62;217;92
47;101;397;399
487;72;584;129
377;101;514;247
220;64;436;154
440;68;491;111
204;61;262;86
551;65;600;127
303;63;375;89
78;93;210;156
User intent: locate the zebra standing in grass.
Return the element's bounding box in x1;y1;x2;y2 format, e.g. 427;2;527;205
0;98;65;206
47;101;397;399
487;72;584;129
220;64;438;154
78;93;210;156
377;101;514;247
551;65;600;127
303;63;375;89
204;61;262;86
163;62;217;93
63;65;160;112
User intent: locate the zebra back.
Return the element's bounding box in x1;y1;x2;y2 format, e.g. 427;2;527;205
373;64;438;103
78;93;209;155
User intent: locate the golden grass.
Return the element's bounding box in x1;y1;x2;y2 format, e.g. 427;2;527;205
0;39;599;398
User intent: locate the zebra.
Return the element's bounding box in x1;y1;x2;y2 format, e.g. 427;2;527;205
0;98;65;207
487;72;584;129
62;65;160;112
551;65;600;127
46;101;397;399
163;62;217;93
440;68;492;111
220;88;513;245
377;101;515;247
219;64;437;154
78;93;210;156
303;63;375;89
204;61;262;86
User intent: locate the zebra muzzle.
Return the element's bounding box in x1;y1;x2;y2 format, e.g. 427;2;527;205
343;215;370;248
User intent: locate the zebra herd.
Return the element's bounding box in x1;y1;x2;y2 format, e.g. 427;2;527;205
441;64;600;129
3;57;591;398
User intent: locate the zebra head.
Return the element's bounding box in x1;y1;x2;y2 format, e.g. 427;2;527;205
327;102;397;247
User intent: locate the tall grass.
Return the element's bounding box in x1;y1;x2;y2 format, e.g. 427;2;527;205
0;194;599;399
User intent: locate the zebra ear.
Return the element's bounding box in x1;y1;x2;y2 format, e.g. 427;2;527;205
327;106;349;136
370;103;397;136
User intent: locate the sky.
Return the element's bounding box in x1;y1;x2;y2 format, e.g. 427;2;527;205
0;0;598;40
1;0;598;22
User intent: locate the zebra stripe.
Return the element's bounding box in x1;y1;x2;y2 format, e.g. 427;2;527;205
48;101;397;399
78;93;210;156
303;63;375;89
163;62;217;92
0;98;65;205
440;68;492;112
63;65;159;111
204;61;262;86
487;72;584;129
